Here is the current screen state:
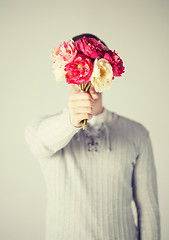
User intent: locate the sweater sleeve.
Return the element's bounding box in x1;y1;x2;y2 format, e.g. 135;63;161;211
24;107;81;167
133;131;161;240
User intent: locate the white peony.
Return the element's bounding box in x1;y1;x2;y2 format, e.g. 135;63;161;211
52;61;66;82
90;58;114;92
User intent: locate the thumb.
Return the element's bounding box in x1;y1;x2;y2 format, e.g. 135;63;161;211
89;85;99;100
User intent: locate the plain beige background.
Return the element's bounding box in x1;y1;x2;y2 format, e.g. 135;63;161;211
1;0;169;239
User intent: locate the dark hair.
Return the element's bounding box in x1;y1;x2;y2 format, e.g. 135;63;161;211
72;33;108;48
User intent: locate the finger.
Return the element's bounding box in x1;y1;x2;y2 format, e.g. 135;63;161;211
70;106;93;114
69;100;93;108
76;113;93;122
70;92;93;102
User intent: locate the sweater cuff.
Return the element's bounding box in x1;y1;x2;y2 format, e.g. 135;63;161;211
63;107;82;134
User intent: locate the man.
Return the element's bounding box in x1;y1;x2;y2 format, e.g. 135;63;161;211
24;33;160;240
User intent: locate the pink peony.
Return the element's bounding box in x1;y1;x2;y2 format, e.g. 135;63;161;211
77;36;105;59
64;54;93;84
103;50;125;77
51;40;77;68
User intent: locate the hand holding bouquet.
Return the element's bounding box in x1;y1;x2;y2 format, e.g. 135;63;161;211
51;36;125;130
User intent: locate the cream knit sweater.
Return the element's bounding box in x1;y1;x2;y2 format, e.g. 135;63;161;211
24;107;160;240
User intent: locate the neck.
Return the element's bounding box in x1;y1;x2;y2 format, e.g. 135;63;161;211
92;94;104;116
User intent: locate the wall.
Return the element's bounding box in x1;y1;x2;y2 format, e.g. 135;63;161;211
1;0;169;239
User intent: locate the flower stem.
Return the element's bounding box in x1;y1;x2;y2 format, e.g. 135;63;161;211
82;119;87;130
79;82;91;130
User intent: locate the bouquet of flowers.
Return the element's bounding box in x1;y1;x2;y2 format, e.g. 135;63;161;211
51;36;125;130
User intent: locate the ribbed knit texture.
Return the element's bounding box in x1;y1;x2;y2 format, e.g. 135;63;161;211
24;107;160;240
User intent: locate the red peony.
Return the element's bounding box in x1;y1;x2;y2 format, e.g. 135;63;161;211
77;36;105;59
64;54;93;84
103;50;125;77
